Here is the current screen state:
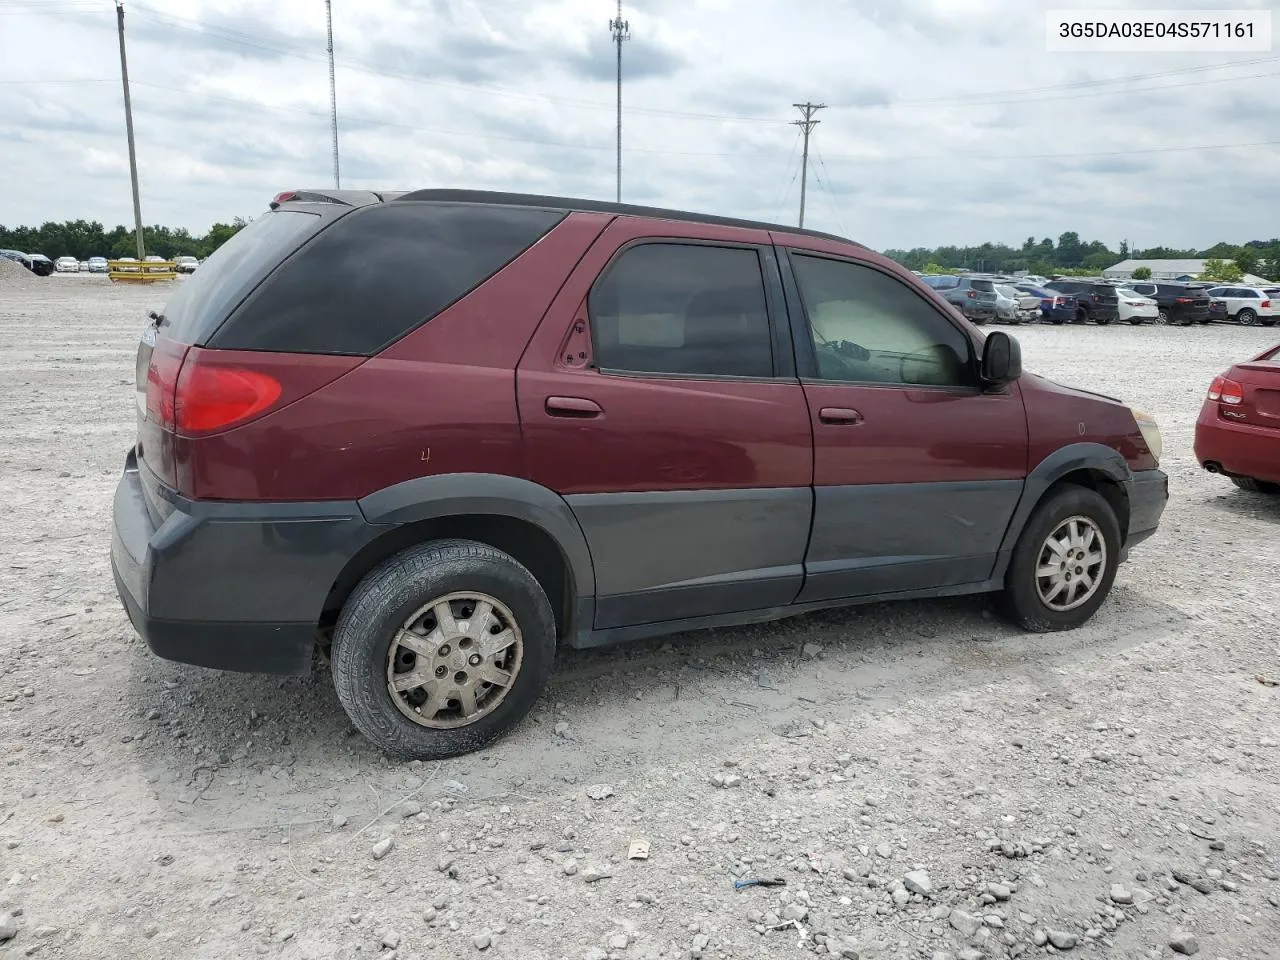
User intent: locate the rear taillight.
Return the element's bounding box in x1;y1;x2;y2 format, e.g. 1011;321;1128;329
145;340;187;429
1262;300;1271;308
1092;295;1101;302
1175;297;1194;304
175;362;283;435
272;191;297;206
1208;376;1244;405
966;290;977;298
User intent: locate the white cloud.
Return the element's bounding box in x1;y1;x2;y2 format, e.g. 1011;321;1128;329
0;0;1277;251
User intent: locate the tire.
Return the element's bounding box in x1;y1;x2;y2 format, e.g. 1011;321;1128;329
997;485;1122;632
1075;308;1088;325
1051;314;1065;325
1095;315;1112;326
331;539;557;760
1156;309;1170;325
1238;309;1257;326
1232;476;1280;494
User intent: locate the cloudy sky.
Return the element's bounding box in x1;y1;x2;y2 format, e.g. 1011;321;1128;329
2;0;1277;251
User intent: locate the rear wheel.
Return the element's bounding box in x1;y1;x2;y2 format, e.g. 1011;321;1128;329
1127;316;1145;325
1155;309;1170;325
1232;476;1280;494
1095;315;1112;326
1076;308;1089;325
998;485;1121;632
1238;308;1258;326
331;539;557;760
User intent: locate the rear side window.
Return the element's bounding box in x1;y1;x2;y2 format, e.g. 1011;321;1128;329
153;211;323;345
969;279;995;292
212;203;566;355
588;243;774;378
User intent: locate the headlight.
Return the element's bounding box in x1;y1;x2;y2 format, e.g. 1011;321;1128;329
1130;407;1162;464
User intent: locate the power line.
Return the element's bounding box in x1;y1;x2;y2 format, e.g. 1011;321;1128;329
813;145;848;238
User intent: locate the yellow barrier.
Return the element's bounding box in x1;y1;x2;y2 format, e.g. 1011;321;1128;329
108;259;177;283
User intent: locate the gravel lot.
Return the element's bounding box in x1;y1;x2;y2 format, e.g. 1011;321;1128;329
1;276;1277;960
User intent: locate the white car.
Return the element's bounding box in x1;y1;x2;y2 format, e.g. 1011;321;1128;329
994;284;1042;324
54;256;79;273
174;255;198;274
1115;288;1159;324
1203;285;1280;326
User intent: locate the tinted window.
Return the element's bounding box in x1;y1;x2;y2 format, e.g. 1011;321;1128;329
213;202;566;355
159;210;323;345
1130;283;1156;296
791;255;973;388
924;276;959;289
589;243;774;378
968;279;995;292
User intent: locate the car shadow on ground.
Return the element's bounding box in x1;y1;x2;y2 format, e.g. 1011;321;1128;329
117;584;1189;834
1204;488;1280;523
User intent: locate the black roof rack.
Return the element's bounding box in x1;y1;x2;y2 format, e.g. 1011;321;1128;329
391;189;860;246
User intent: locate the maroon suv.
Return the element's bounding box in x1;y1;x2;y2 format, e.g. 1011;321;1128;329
111;189;1168;760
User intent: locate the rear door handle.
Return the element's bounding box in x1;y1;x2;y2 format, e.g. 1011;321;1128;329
545;396;603;418
819;407;862;424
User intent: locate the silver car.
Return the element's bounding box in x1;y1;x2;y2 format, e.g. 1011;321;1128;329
995;284;1042;324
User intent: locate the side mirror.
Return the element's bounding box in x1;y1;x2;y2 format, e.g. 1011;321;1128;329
981;330;1022;384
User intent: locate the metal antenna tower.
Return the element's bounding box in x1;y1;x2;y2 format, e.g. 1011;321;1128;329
608;1;630;203
326;0;340;188
791;102;826;228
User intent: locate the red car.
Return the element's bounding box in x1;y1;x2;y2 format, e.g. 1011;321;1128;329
1195;342;1280;492
111;188;1167;760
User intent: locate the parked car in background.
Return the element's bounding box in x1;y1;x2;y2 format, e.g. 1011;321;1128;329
1208;297;1227;323
55;256;80;273
144;255;166;263
0;249;32;271
1015;284;1079;324
27;254;55;276
87;256;109;274
1195;341;1280;493
174;255;198;274
920;275;999;324
994;284;1041;324
1043;280;1120;324
1202;286;1278;326
1125;281;1210;326
110;187;1167;761
1114;288;1158;325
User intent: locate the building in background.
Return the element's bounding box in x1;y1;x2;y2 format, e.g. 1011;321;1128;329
1104;259;1273;284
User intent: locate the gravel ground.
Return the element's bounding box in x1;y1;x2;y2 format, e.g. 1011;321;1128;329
1;276;1278;960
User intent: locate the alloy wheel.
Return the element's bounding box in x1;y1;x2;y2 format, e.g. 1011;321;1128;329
386;592;524;729
1035;516;1107;612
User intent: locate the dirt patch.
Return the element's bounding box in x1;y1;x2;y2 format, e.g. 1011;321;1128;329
0;256;40;290
0;289;1277;960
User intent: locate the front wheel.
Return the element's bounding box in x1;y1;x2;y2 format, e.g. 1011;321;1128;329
1155;309;1170;325
1075;308;1089;325
1238;309;1258;326
1095;315;1112;326
331;539;556;760
1127;316;1145;325
998;485;1121;632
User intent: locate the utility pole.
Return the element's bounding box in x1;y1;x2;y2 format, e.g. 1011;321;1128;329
115;1;145;259
326;0;340;188
608;1;630;203
791;102;826;228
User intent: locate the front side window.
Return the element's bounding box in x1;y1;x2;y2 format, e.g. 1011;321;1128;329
589;243;774;378
791;254;974;388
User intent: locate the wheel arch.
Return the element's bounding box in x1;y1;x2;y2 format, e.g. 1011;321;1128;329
321;474;596;643
992;444;1134;579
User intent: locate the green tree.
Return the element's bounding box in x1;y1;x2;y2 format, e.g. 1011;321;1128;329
1131;266;1152;280
1056;231;1083;268
1199;258;1243;282
1234;246;1258;275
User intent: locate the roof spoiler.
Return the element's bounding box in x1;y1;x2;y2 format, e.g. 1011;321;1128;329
269;189;404;210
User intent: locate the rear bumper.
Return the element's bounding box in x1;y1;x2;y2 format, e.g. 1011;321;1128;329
1194;406;1280;484
110;449;379;675
1124;468;1168;554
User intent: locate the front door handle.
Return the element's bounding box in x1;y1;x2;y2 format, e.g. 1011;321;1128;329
819;406;862;424
546;396;603;418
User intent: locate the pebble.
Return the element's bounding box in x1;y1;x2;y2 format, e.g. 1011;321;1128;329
1048;930;1078;950
563;859;579;876
874;843;893;859
400;800;423;818
1109;884;1134;905
371;838;394;860
331;814;348;829
608;933;629;950
986;882;1011;901
957;950;984;960
583;865;611;883
472;931;492;951
710;773;742;789
832;938;860;959
801;642;823;660
1168;930;1199;955
584;950;608;960
0;914;15;942
1032;930;1048;947
903;870;933;896
586;784;614;800
949;909;981;937
782;903;809;921
554;721;570;737
380;930;401;949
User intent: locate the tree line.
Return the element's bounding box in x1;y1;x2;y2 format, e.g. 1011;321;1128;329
883;232;1280;281
0;218;250;261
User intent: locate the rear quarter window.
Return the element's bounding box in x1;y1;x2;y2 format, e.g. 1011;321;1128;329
210;202;566;355
968;279;995;292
